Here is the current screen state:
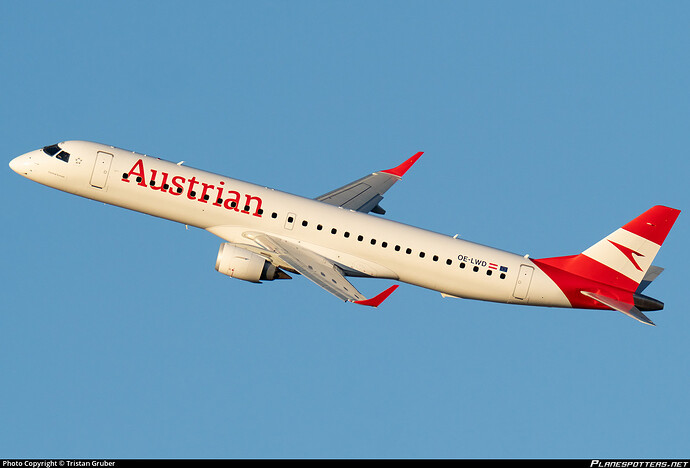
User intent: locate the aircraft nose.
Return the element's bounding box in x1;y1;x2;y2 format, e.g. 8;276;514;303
9;155;23;174
9;153;33;176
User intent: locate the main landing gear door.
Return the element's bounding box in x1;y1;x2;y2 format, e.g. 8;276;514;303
513;264;534;300
90;151;113;189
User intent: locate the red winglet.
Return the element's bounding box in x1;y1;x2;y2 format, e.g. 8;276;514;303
380;152;423;178
353;285;399;307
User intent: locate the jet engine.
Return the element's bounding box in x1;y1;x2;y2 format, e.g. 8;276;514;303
215;243;290;283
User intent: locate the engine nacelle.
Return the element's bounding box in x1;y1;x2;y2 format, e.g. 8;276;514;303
215;243;288;283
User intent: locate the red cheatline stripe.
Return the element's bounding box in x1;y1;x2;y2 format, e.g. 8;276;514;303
531;257;635;309
533;254;639;292
621;205;681;246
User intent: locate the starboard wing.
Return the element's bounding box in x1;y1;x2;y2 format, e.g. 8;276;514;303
249;232;397;306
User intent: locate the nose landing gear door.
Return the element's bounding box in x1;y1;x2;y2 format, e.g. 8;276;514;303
90;151;113;189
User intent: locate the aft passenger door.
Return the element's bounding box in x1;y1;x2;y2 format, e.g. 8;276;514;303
513;264;534;300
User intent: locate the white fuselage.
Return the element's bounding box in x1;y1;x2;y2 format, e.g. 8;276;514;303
11;141;571;308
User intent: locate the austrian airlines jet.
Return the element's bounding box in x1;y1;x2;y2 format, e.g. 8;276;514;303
10;141;680;326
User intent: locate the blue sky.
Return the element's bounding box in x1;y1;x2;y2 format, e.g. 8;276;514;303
2;1;689;458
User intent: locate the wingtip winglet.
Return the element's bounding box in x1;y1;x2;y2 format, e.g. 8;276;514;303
353;285;399;307
380;152;423;178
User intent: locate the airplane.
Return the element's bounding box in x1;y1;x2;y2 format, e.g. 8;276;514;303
10;141;680;326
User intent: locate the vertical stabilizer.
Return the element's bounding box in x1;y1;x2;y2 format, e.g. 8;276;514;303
535;206;680;293
532;206;680;324
579;205;680;290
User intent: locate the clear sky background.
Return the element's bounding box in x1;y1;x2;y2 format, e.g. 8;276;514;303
2;1;689;459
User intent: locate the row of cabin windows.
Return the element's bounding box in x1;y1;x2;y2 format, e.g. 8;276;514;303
271;212;508;280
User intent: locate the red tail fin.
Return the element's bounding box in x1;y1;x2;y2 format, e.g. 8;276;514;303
532;206;680;318
536;206;680;292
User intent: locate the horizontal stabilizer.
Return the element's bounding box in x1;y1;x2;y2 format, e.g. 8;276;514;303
636;265;664;293
581;291;655;326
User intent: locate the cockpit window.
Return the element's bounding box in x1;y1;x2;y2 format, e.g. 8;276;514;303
56;151;70;163
43;144;61;156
